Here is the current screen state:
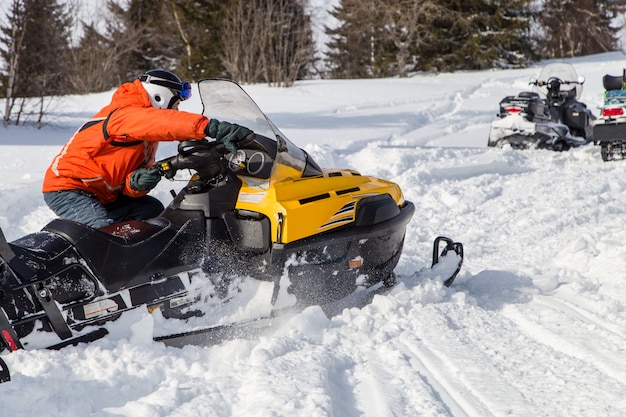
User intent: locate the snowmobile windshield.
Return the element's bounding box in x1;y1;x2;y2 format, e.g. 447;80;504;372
533;63;583;99
197;79;322;183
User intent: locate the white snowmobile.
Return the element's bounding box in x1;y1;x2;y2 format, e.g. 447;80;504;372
593;69;626;161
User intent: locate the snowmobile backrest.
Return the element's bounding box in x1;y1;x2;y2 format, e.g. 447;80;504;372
603;74;625;91
518;91;539;99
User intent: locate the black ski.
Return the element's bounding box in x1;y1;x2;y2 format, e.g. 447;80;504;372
46;328;109;351
154;316;275;348
432;236;464;287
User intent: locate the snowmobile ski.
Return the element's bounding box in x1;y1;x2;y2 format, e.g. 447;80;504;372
432;236;464;287
155;236;464;349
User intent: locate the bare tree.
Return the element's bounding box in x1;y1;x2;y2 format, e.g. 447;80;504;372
260;0;315;86
68;3;145;93
537;0;626;58
374;0;444;77
220;0;266;83
220;0;315;87
1;0;27;127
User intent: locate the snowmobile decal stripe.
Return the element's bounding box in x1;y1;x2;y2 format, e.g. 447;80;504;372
299;193;330;204
320;217;353;229
336;187;360;195
335;202;356;215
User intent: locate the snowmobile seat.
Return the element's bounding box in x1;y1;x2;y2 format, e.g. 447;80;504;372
98;219;170;244
603;74;624;91
42;216;201;292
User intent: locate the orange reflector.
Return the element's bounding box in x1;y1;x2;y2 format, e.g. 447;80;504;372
348;258;362;269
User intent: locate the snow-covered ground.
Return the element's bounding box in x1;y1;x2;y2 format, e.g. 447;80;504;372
1;51;626;416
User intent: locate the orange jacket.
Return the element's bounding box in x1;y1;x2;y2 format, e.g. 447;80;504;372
43;79;209;203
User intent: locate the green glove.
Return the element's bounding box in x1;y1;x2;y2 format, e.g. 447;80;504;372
205;119;253;154
130;167;162;191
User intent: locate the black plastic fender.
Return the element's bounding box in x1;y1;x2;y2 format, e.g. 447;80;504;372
0;357;9;383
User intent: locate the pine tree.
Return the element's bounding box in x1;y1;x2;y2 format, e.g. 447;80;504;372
99;0;230;82
0;0;27;125
164;0;229;81
326;0;536;77
325;0;379;78
18;0;73;96
417;0;535;71
0;0;72;126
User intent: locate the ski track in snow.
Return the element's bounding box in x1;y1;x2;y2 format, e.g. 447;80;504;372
2;52;626;416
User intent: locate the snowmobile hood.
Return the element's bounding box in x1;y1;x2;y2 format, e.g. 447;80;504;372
196;79;407;243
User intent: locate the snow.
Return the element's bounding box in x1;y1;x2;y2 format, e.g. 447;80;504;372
2;51;626;416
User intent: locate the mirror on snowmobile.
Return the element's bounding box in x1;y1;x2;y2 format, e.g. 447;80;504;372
529;76;538;85
578;76;585;85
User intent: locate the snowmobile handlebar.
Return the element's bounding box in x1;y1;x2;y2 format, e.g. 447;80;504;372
156;134;256;181
530;76;584;89
156;139;228;181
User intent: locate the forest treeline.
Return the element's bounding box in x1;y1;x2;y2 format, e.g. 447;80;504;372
1;0;625;126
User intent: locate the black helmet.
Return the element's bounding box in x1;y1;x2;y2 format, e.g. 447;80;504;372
139;69;192;109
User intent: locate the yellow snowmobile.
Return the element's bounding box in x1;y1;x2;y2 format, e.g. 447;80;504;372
0;79;462;355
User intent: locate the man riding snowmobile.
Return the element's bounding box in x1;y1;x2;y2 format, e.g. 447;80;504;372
42;69;253;228
0;79;463;356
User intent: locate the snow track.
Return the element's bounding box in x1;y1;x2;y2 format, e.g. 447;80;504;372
3;52;626;416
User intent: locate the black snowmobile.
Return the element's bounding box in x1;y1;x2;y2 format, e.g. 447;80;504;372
0;79;463;357
488;63;595;151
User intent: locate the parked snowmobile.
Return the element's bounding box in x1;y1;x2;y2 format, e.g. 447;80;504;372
0;79;463;355
593;69;626;161
488;63;595;151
